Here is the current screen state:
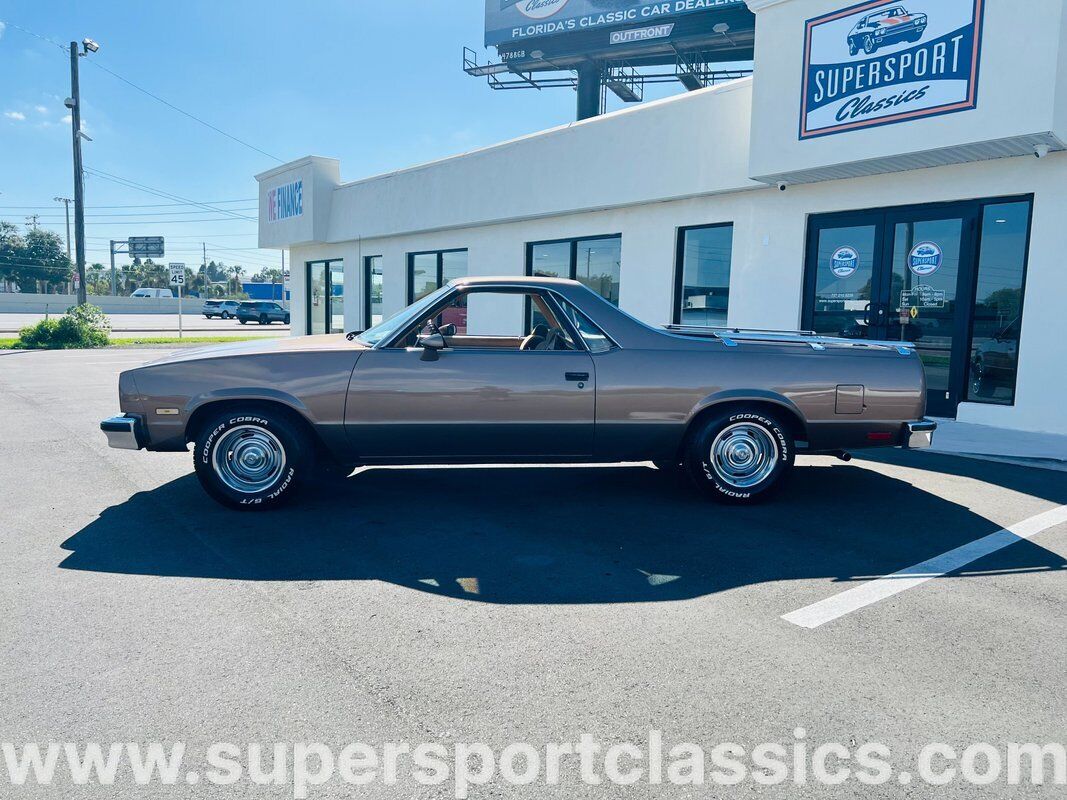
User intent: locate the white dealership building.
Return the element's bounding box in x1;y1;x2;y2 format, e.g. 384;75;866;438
258;0;1067;435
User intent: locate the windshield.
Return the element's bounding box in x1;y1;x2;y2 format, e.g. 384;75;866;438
354;285;452;347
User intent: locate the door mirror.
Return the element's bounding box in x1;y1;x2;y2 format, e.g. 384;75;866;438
439;322;457;337
419;332;446;350
417;332;446;362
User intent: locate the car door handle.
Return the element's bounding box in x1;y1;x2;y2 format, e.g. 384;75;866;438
565;372;590;382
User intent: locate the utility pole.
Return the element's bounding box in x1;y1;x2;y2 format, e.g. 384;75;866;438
25;214;40;230
67;38;99;306
53;198;73;260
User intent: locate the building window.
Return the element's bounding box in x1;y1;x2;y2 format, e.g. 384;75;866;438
306;259;344;335
527;235;621;305
364;255;383;328
407;249;468;304
674;224;734;327
966;201;1032;405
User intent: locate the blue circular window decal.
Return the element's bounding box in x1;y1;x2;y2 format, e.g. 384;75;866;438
908;241;943;277
830;246;860;278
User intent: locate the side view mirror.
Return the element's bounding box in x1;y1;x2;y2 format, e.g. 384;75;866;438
418;332;446;361
419;332;446;350
439;323;456;337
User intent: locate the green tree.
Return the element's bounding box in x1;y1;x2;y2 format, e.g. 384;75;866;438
252;267;283;284
0;226;72;293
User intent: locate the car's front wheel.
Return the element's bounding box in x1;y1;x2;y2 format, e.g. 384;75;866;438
848;38;859;56
863;34;877;54
193;409;308;510
259;314;269;325
684;406;794;504
221;311;231;319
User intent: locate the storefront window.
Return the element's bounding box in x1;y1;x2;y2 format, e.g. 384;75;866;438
407;249;468;303
364;255;383;328
674;224;734;327
966;202;1031;405
526;235;621;327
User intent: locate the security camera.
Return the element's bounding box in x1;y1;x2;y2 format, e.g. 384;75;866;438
64;97;75;109
777;181;788;192
1034;144;1050;159
82;38;100;53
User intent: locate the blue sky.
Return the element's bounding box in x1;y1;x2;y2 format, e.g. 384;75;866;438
0;1;593;273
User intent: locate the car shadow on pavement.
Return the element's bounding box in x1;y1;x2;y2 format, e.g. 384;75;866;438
58;459;1065;604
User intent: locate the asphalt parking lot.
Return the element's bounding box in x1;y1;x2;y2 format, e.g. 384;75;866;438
1;348;1064;798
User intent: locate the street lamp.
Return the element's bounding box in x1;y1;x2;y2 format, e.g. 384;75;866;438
68;37;100;305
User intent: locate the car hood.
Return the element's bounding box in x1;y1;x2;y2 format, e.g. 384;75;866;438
141;334;366;367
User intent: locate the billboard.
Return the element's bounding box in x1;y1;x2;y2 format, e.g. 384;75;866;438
485;0;747;46
800;0;985;140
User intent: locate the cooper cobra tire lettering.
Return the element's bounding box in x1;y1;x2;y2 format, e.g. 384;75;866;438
193;410;307;511
686;406;795;506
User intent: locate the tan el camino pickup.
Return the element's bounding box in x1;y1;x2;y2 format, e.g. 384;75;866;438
102;276;935;509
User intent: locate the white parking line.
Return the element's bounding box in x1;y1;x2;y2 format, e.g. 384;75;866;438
783;503;1067;629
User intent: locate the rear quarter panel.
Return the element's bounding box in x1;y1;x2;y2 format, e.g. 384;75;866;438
592;342;926;460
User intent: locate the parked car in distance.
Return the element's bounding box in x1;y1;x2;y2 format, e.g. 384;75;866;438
203;300;241;320
236;301;290;325
970;319;1020;399
102;276;935;510
848;6;927;55
130;287;174;299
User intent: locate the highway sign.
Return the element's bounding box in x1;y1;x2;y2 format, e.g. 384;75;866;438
128;236;165;258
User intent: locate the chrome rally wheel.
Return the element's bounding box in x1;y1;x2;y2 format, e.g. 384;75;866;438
212;425;287;494
684;406;795;505
193;410;307;510
710;422;780;490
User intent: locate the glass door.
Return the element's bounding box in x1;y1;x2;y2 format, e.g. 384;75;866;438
805;216;883;342
881;208;976;417
307;262;328;335
804;205;978;418
306;260;344;335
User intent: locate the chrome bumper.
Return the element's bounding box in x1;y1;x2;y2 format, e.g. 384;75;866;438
905;419;937;449
100;415;144;450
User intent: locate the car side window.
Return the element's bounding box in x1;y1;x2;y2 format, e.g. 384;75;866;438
393;288;578;352
554;298;614;354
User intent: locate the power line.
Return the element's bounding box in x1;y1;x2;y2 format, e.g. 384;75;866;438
85;60;284;163
0;199;255;209
25;208;256;219
1;20;284;163
83;168;257;221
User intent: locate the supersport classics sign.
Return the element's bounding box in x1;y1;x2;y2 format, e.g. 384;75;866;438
800;0;985;140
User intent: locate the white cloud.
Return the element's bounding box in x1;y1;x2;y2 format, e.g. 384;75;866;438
4;111;26;121
61;114;72;124
35;105;48;114
0;21;7;39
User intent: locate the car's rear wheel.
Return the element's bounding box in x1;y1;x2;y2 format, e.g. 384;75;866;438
259;314;269;325
221;311;231;319
239;319;247;325
193;409;308;510
684;406;794;504
284;314;291;325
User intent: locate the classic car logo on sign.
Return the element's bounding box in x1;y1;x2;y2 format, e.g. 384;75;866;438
800;0;985;140
907;241;943;276
830;246;860;278
514;0;570;19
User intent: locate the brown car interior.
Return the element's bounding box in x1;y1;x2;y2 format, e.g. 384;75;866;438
399;289;579;351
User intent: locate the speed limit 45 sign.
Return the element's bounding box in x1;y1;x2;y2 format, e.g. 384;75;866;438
168;263;186;286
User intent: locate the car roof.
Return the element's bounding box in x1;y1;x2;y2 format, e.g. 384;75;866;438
448;275;584;289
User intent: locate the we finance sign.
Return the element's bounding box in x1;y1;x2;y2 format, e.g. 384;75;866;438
800;0;984;140
266;179;303;223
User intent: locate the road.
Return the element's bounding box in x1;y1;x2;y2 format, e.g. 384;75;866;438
0;312;289;338
0;348;1064;798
